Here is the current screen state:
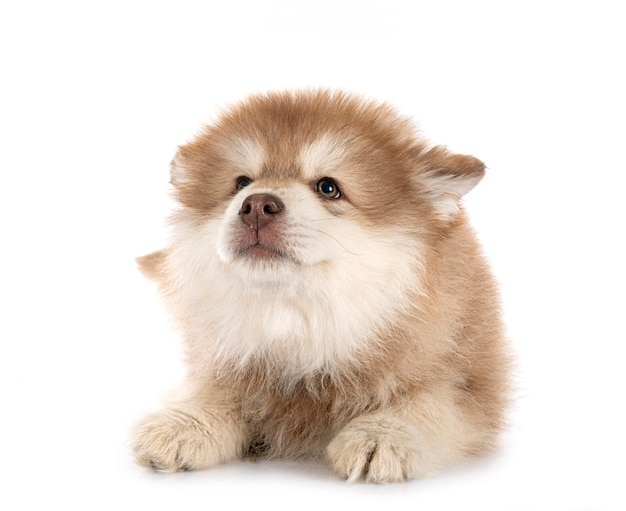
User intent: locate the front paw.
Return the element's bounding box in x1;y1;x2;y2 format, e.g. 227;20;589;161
132;408;245;472
327;416;431;483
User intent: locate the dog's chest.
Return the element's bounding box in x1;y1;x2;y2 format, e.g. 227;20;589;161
203;285;372;374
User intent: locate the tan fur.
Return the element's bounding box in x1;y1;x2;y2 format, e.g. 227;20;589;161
136;250;165;281
132;90;511;482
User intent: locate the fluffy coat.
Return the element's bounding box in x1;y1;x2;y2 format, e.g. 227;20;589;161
132;90;511;482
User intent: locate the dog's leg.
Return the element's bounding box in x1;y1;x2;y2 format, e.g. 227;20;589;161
326;384;499;483
132;381;248;472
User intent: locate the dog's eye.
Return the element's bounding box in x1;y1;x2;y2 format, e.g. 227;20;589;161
236;176;253;191
315;178;341;199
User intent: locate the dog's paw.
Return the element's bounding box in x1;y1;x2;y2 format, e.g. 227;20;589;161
327;416;432;483
132;408;245;472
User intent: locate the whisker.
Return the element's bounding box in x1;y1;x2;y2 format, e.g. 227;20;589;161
315;229;364;256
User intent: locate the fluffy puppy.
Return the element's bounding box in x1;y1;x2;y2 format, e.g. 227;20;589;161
132;90;510;483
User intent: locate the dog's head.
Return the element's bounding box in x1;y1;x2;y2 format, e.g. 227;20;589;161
144;91;485;373
167;90;483;273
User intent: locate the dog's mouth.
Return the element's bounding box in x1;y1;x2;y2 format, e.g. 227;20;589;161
236;242;293;262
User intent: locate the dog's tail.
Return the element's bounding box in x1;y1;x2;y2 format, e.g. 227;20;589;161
136;250;165;282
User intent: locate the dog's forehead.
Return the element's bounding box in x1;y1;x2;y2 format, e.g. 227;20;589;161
297;134;348;180
217;132;351;181
217;136;266;176
205;91;420;182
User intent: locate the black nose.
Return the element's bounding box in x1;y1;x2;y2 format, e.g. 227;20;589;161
239;193;285;229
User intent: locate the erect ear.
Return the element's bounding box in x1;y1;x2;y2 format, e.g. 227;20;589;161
415;146;486;218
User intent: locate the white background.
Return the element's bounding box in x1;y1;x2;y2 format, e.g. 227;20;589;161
1;1;624;509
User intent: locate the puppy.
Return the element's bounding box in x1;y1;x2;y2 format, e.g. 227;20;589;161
132;90;511;482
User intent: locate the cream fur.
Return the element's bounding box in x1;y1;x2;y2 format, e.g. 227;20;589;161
132;90;511;483
218;136;266;176
167;183;423;376
298;134;348;180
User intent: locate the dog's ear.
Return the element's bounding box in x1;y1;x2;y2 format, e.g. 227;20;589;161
414;146;485;218
136;250;165;282
169;151;187;188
